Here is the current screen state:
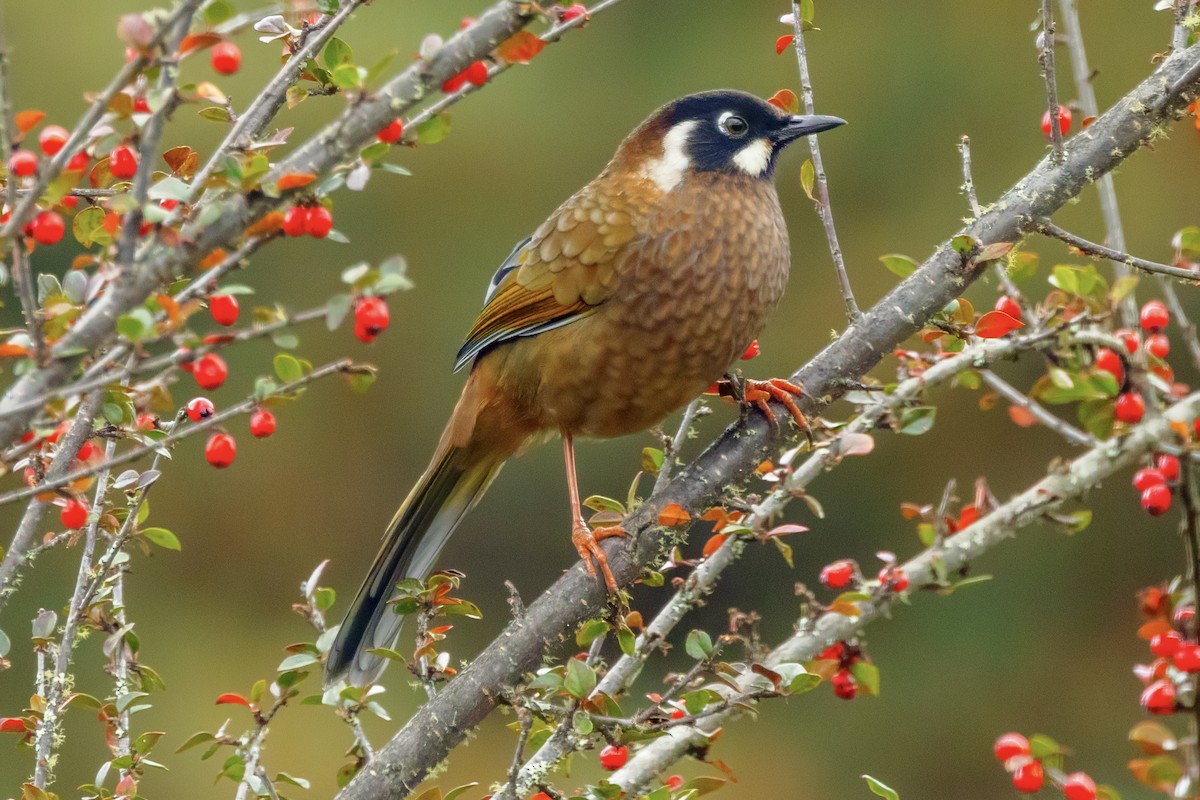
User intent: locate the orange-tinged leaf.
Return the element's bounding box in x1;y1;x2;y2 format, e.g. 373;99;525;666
920;329;945;344
1007;405;1038;427
180;33;221;55
1139;618;1174;640
245;211;284;237
15;110;45;135
215;693;249;707
755;459;774;474
658;502;691;527
1129;720;1178;756
194;82;228;104
496;31;545;64
702;533;727;558
156;294;181;325
899;503;924;520
767;89;800;115
198;248;227;271
828;598;862;617
775;34;794;55
624;610;643;630
0;343;29;358
974;310;1024;339
163;145;194;173
276;172;316;191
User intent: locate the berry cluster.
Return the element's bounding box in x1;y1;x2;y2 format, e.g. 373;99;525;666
1132;453;1180;517
817;641;865;700
993;733;1097;798
1135;586;1198;717
283;205;334;238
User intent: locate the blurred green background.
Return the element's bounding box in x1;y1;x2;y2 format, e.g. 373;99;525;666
2;1;1199;797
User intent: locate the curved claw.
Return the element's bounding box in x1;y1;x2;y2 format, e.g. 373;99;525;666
571;523;628;593
714;376;809;430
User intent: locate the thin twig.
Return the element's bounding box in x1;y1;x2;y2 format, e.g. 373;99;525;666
1033;218;1200;282
789;3;859;323
981;369;1101;447
959;135;1028;311
1174;0;1197;52
1179;455;1200;774
1056;0;1138;330
0;359;367;507
653;398;706;494
0;393;103;615
115;1;201;268
33;432;119;789
1039;0;1065;162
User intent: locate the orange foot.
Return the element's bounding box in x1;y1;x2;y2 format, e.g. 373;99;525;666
571;522;628;593
711;376;808;429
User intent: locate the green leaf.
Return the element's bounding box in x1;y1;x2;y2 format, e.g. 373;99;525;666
442;783;480;800
147;176;190;201
576;618;609;648
133;731;165;755
329;64;362;90
347;371;376;394
583;495;625;513
326;293;352;330
617;627;636;656
950;234;976;255
1176;225;1200;260
641;447;664;476
1029;733;1063;760
564;657;596;698
799;0;815;23
72;206;106;247
850;660;880;696
416;114;452;145
1007;250;1039;282
203;0;235;25
572;709;593;735
1049;264;1080;295
199;106;231;123
322;37;353;68
175;731;216;754
863;775;899;800
879;254;919;278
799;158;815;199
275;772;311;790
898;406;936;435
141;527;180;550
274;352;304;383
685;629;714;660
279;653;319;671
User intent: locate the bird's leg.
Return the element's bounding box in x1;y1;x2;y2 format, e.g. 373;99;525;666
711;370;809;430
563;434;626;593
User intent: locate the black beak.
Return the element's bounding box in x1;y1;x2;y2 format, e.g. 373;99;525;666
774;114;846;145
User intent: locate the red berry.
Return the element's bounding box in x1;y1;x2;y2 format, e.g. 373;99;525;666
1114;392;1145;424
877;567;909;592
830;668;857;700
305;206;333;238
132;96;150;114
209;294;239;326
109;145;138;180
1152;630;1183;658
60;497;89;530
1156;454;1180;481
1140;300;1170;332
820;559;855;589
1095;347;1123;384
1133;467;1167;492
354;296;390;342
29;210;64;245
819;642;845;661
740;339;760;360
1146;333;1170;359
1175;643;1200;672
137;414;158;431
669;707;685;720
61;195;78;209
531;794;552;800
282;206;309;237
561;2;588;22
1142;484;1172;516
46;421;69;444
205;432;237;468
377;119;404;144
193;353;228;390
1012;760;1044;793
1040;104;1071;138
211;42;242;75
159;198;179;211
186;397;215;422
66;151;89;172
464;60;489;87
1141;679;1176;714
993;732;1030;762
665;775;684;791
1063;772;1096;800
441;72;467;93
9;149;37;177
38;125;69;157
994;295;1022;320
76;440;95;461
1116;328;1140;354
249;408;276;438
599;744;627;770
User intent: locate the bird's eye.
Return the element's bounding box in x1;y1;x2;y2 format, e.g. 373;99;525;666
719;114;749;137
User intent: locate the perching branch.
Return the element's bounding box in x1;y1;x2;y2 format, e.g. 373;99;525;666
332;40;1200;800
1033;218;1200;282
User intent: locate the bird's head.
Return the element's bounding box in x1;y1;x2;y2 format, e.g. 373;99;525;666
619;90;844;192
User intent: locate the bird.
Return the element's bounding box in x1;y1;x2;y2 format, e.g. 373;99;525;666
326;89;845;686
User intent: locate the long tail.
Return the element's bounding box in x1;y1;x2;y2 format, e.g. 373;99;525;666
325;374;517;686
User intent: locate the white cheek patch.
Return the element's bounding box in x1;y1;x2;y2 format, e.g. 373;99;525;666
641;120;697;192
732;138;773;177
